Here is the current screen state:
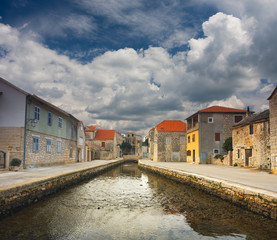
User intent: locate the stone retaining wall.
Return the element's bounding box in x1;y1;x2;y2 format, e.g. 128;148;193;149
0;160;124;219
138;161;277;221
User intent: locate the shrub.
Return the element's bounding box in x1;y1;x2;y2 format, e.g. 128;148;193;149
223;137;233;152
10;158;22;167
214;154;224;162
233;163;238;167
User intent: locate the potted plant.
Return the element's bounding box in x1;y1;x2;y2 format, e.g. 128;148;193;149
10;158;22;171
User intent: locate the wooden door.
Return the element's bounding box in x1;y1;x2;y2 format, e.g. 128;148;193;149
193;150;195;162
245;149;252;167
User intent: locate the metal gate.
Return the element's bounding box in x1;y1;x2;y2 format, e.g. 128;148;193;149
0;151;6;168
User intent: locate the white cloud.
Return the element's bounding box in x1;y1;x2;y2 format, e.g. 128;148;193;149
0;8;274;135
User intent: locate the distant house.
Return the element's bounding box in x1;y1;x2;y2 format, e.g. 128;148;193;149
268;86;277;170
0;77;81;168
152;120;187;162
92;129;118;160
232;110;270;168
186;106;249;164
125;132;142;156
85;125;100;160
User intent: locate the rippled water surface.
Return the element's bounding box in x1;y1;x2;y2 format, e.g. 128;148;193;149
1;163;277;240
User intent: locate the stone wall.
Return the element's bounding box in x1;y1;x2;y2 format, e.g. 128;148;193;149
269;90;277;170
25;130;77;167
0;160;124;219
232;120;270;168
92;139;116;160
0;127;25;168
138;161;277;221
154;130;186;162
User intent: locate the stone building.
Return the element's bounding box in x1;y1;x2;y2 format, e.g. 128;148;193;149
125;132;142;156
92;129;118;160
0;77;82;169
85;125;100;161
232;110;270;168
186;106;249;164
152;120;187;162
268;86;277;170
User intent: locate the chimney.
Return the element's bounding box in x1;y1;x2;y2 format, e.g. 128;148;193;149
246;106;250;117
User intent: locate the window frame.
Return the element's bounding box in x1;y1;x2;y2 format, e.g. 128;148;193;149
57;140;62;153
166;137;171;144
34;106;40;121
215;133;220;142
58;117;63;128
208;117;213;123
46;139;52;153
234;115;243;123
249;123;254;135
192;134;195;142
32;136;39;152
213;148;220;154
48;112;52;126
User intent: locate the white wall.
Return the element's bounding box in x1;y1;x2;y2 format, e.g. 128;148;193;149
0;81;26;127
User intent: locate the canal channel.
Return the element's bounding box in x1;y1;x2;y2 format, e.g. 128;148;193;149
0;163;277;240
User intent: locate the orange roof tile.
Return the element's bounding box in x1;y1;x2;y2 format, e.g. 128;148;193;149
199;106;248;113
156;120;186;132
94;129;116;139
85;125;99;132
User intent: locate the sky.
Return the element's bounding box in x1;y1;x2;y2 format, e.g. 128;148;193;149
0;0;276;136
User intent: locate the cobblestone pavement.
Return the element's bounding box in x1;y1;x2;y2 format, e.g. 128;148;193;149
139;160;277;193
0;159;123;189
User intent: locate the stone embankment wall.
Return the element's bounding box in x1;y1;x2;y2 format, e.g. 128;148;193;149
0;160;124;219
138;161;277;221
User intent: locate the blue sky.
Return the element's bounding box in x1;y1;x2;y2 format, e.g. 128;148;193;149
0;0;276;135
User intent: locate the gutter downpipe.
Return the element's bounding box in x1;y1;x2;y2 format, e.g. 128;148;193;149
23;95;29;169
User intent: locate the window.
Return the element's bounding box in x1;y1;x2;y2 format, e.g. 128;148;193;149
48;112;52;126
249;124;254;135
58;117;63;128
187;150;191;156
208;117;213;123
237;149;240;158
188;136;190;143
234;115;243;123
215;133;220;141
192;134;195;142
213;149;219;154
32;136;39;152
180;137;185;144
166;137;171;144
102;142;105;147
34;106;40;121
57;141;62;153
46;139;51;153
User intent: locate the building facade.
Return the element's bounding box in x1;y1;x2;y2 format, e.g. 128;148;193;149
186;106;248;164
232;110;270;168
125;132;142;156
268;86;277;170
0;77;81;168
152;120;186;162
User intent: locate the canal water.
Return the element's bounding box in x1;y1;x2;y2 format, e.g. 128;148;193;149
0;163;277;240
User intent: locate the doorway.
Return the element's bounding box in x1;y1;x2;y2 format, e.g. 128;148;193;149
0;151;6;168
193;150;195;162
245;149;252;167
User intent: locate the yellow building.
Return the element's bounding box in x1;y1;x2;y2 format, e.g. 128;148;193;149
186;130;199;163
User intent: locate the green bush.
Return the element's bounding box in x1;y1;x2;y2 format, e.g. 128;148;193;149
223;137;233;152
233;163;238;167
10;158;22;167
214;154;224;162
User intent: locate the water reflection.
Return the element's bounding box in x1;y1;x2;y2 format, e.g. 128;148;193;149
0;163;276;240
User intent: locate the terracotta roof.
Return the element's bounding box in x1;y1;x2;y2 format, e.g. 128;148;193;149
85;125;99;132
233;109;269;128
199;106;249;113
156;120;186;132
268;85;277;100
94;129;116;139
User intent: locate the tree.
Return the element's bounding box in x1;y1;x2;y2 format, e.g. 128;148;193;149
142;138;149;146
119;141;132;154
223;137;233;152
